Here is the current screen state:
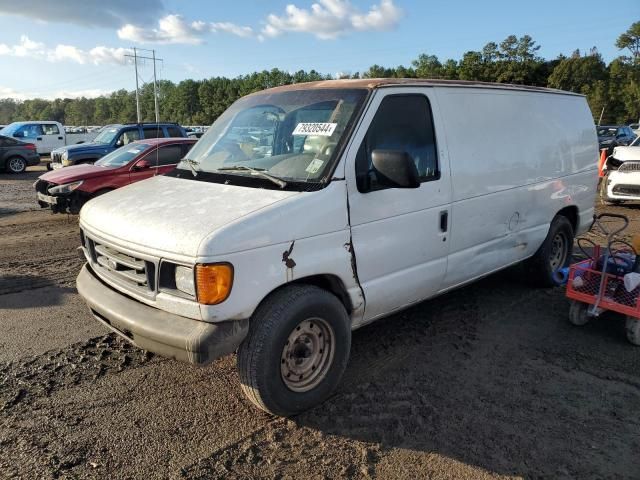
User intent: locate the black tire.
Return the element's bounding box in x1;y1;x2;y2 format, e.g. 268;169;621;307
237;284;351;416
5;156;26;174
626;316;640;346
568;300;590;326
524;215;574;287
46;161;53;171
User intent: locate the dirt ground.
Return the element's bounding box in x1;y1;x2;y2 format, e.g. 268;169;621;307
1;167;639;479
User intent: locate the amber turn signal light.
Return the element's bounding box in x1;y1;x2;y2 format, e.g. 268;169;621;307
195;263;233;305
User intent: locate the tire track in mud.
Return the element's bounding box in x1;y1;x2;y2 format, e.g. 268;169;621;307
180;277;536;479
182;418;382;479
0;333;157;413
0;252;83;294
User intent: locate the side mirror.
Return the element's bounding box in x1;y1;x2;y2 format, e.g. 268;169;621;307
115;139;124;147
371;150;420;188
133;159;151;170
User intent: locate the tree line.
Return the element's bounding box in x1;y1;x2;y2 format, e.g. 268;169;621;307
1;22;638;127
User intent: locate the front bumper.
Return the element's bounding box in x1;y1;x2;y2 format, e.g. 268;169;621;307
605;171;640;200
77;264;249;365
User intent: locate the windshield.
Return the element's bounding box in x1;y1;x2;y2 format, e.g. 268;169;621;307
95;143;152;167
177;88;367;187
597;127;616;137
93;126;121;144
0;122;21;136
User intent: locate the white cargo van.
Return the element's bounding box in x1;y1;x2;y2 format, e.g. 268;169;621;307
76;79;598;415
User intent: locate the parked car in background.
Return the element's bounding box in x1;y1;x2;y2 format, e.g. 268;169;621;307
598;125;636;154
600;136;640;205
0;121;66;155
50;122;188;169
0;134;40;173
187;131;204;139
629;123;640;136
35;137;196;213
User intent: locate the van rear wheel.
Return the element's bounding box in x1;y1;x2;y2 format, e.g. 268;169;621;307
524;215;574;287
237;284;351;416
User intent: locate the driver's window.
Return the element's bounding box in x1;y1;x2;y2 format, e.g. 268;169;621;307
18;124;43;138
355;94;439;193
117;129;140;146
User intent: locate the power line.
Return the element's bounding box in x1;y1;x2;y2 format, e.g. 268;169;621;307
124;48;163;123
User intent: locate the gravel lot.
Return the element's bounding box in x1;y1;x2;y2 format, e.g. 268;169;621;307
1;167;639;479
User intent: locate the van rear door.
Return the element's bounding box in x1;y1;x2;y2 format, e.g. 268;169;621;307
345;88;452;323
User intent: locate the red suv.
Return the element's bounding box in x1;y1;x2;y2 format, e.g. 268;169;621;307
35;138;196;214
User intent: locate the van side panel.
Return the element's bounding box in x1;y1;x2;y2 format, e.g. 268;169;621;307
436;88;597;289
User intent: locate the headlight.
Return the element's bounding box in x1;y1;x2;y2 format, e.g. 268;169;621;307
175;265;196;296
195;263;233;305
48;180;83;195
61;151;68;161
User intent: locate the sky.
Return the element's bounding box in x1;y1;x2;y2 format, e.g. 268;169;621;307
0;0;637;100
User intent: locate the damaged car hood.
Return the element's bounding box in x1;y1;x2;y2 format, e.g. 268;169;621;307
79;175;299;258
612;146;640;162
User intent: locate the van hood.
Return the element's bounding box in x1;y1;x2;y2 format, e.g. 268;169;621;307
80;175;299;258
39;164;118;185
612;146;640;162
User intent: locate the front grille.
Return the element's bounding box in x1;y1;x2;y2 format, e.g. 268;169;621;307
612;184;640;197
84;232;157;295
618;161;640;173
51;152;62;163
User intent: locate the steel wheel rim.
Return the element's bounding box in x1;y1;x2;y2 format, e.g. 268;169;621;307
281;317;335;393
8;158;24;173
550;232;568;270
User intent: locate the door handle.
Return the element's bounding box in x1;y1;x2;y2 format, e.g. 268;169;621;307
439;210;448;232
36;137;42;141
58;136;63;140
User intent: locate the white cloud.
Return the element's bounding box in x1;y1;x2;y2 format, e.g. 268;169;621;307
87;46;130;65
0;36;45;59
351;0;402;31
49;44;85;64
118;14;254;44
115;2;400;45
0;85;114;100
0;36;130;66
118;14;205;44
263;0;402;40
211;22;254;38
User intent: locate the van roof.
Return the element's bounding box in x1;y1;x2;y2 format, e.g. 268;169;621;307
250;78;582;97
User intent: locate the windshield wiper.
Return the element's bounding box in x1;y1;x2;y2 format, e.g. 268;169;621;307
181;158;199;177
217;165;287;189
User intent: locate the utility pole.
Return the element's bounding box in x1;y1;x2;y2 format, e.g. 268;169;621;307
124;48;163;123
133;48;141;123
152;49;159;123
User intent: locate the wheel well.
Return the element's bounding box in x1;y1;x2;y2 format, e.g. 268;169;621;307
556;206;578;233
289;275;353;314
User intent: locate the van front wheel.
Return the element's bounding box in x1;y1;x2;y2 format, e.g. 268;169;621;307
237;284;351;416
525;215;574;287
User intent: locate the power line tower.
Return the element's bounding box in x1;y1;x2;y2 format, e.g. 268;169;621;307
124;48;163;123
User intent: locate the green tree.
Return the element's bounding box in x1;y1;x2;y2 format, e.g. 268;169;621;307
616;21;640;61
